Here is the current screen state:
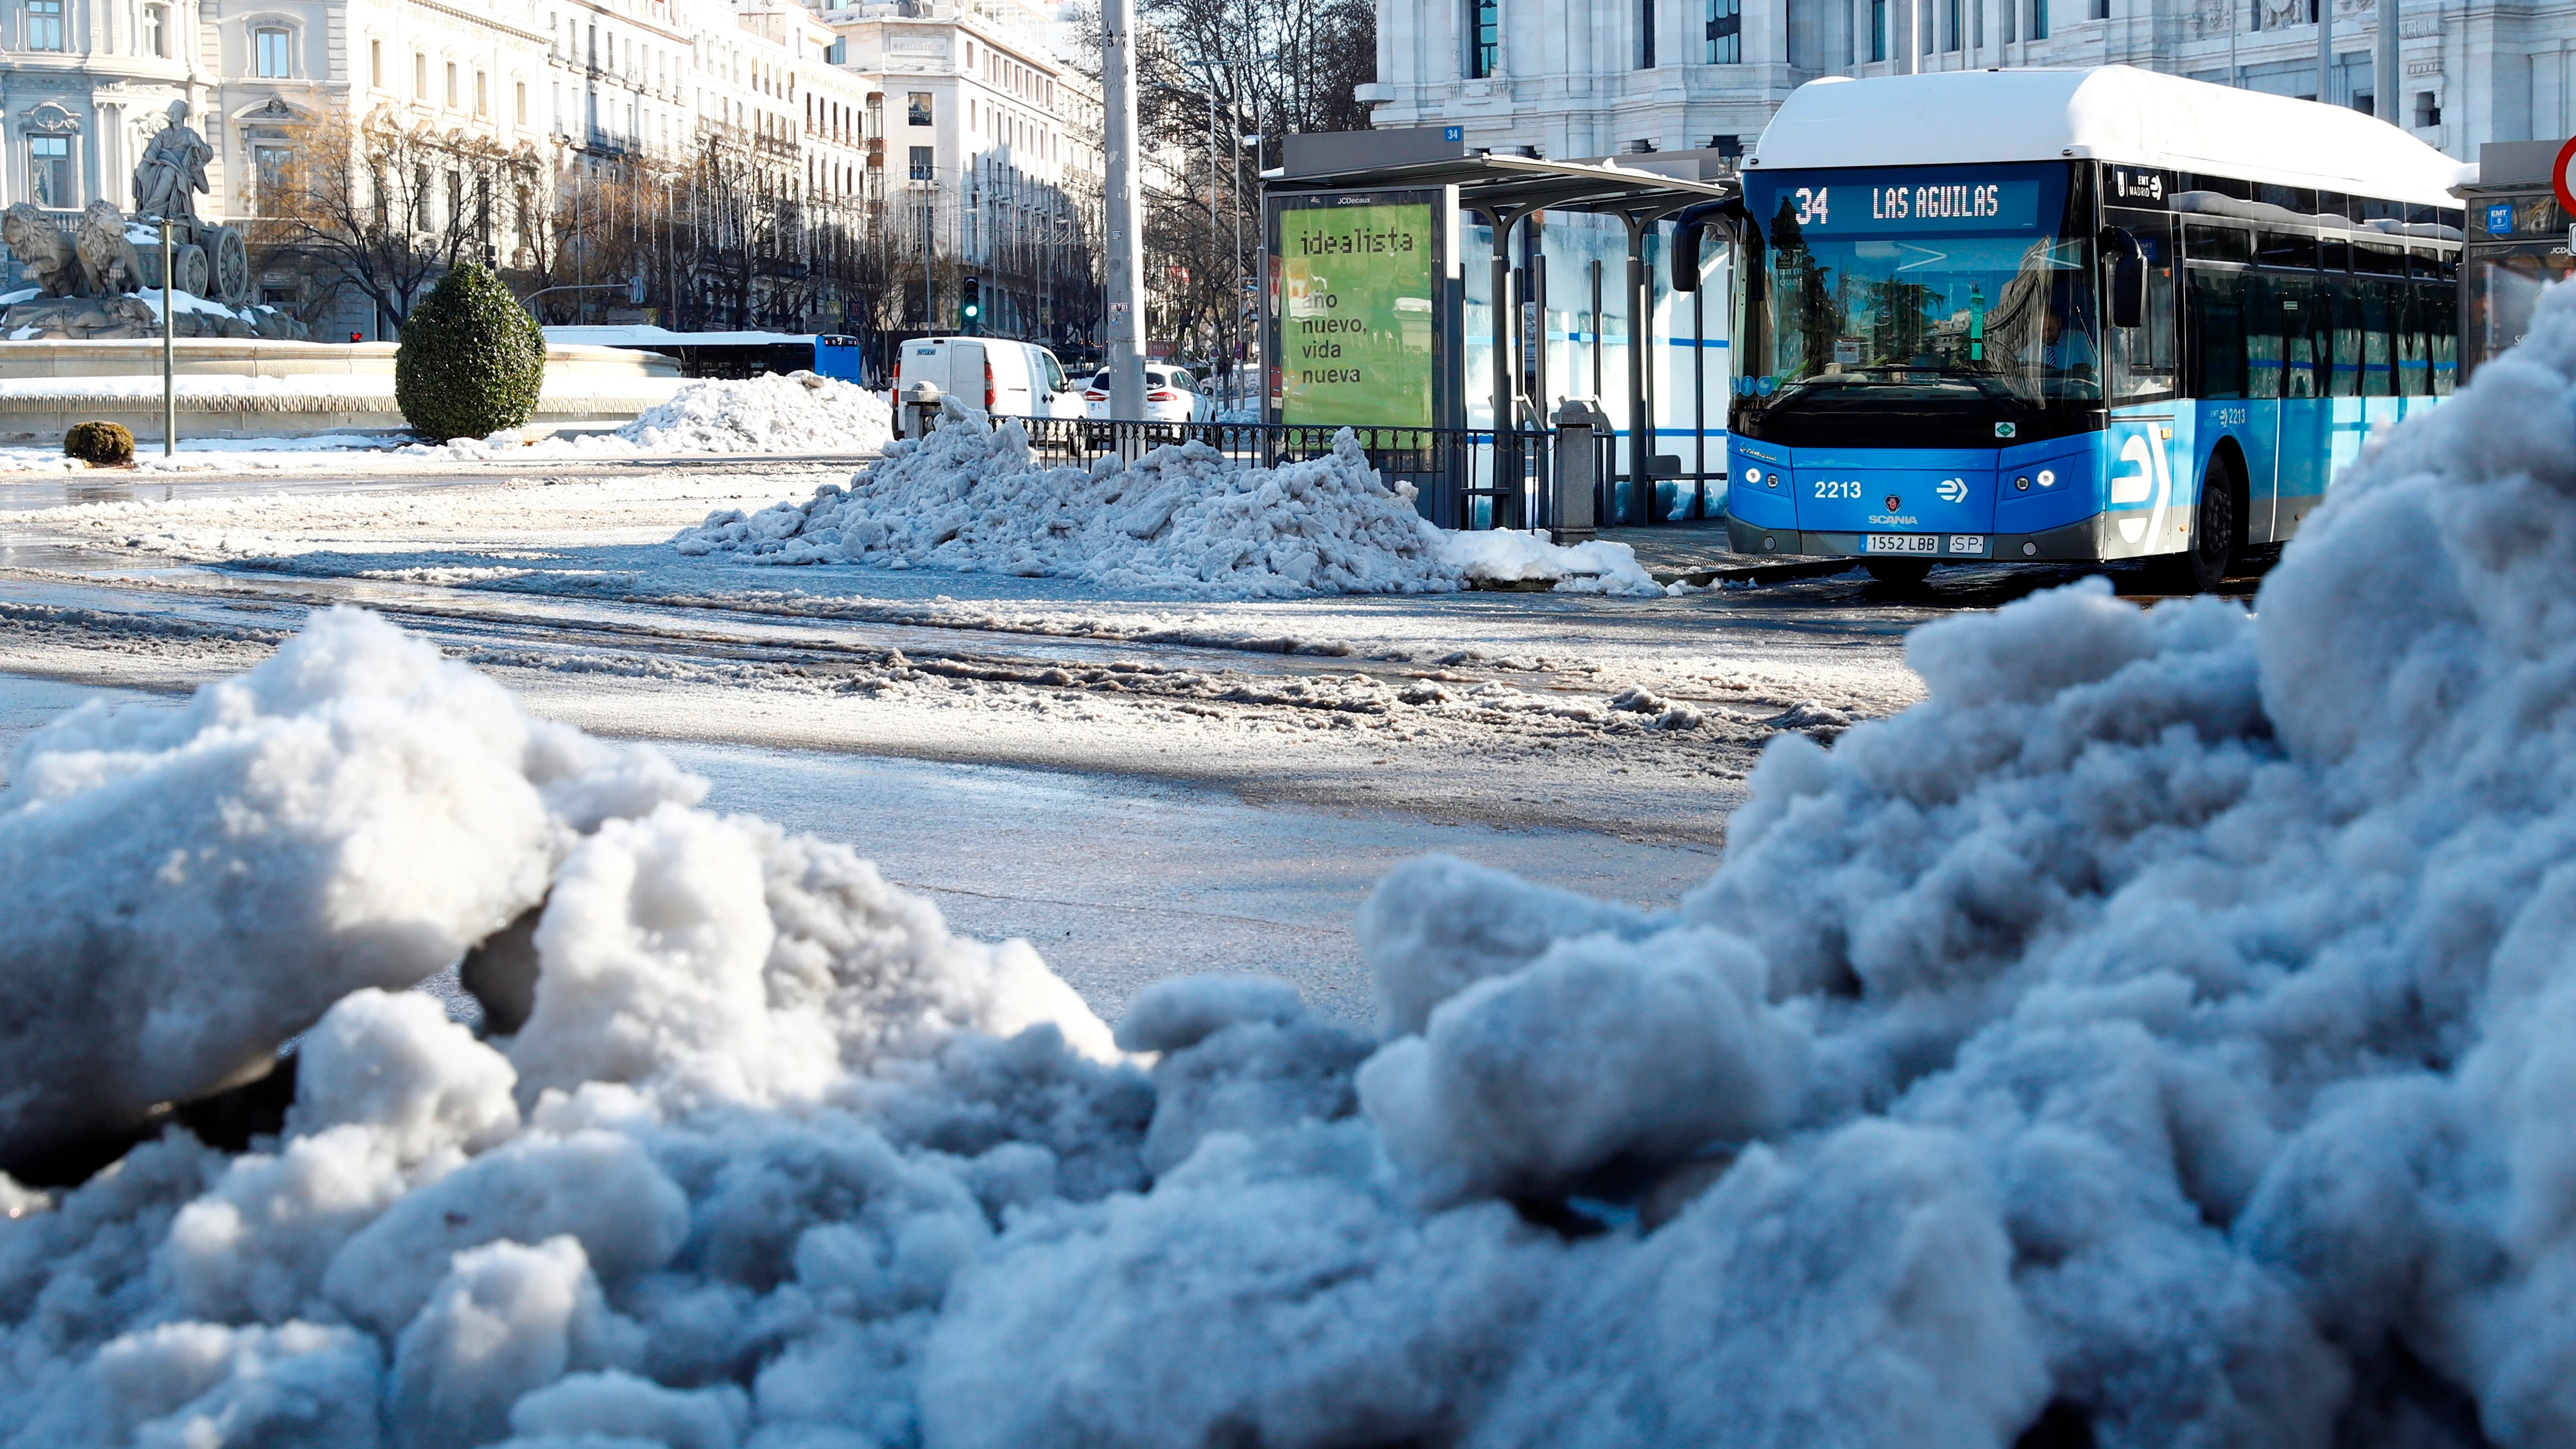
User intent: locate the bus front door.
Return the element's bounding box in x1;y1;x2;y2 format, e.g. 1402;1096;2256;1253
2268;274;2327;545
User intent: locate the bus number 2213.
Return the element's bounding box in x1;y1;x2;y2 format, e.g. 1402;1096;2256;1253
1813;479;1862;499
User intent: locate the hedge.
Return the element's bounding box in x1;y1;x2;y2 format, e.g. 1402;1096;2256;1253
394;262;547;442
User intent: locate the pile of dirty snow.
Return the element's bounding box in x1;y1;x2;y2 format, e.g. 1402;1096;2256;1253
615;371;892;455
672;402;1664;598
18;285;2576;1446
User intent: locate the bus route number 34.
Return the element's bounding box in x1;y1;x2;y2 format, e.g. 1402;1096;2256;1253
1794;187;1829;225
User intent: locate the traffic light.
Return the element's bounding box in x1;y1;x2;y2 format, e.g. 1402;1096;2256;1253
960;276;981;329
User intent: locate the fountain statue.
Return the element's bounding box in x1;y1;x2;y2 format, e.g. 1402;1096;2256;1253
0;101;303;341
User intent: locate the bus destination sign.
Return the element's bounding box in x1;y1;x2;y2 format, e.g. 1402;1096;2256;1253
1755;166;2055;236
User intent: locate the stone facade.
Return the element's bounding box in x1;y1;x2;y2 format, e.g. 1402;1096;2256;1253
3;0;1105;338
1362;0;2576;163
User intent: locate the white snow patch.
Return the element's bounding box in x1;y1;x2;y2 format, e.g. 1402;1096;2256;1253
674;405;1658;599
614;372;892;455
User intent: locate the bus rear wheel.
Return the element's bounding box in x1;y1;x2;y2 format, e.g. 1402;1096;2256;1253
2178;454;2241;594
1863;559;1935;586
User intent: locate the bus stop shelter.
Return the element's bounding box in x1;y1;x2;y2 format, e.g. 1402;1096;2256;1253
1264;128;1738;527
2455;139;2576;384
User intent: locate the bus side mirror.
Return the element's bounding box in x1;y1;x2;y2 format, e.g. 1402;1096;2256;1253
1671;200;1745;293
1674;221;1711;293
2104;227;2146;329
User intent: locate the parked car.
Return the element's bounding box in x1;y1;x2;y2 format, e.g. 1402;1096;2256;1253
1082;365;1199;423
894;337;1083;432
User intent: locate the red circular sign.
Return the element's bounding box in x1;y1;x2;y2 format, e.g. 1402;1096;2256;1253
2553;135;2576;216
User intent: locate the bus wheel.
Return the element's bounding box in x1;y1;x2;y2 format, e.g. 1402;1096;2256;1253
1864;559;1934;586
2180;454;2240;593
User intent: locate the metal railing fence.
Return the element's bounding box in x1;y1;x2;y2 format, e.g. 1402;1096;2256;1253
985;416;1562;533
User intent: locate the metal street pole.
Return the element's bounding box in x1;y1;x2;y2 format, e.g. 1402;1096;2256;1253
2375;0;2399;123
1103;0;1147;422
1232;72;1245;372
2319;0;2334;108
159;219;175;457
2229;0;2239;86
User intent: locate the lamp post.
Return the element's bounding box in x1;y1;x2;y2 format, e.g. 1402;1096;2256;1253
159;218;175;458
1103;0;1146;423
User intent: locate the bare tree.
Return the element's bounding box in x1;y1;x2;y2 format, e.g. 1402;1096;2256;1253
1062;0;1372;368
251;103;544;329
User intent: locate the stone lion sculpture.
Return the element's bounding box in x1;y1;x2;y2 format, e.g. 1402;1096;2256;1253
2;203;84;298
75;199;145;296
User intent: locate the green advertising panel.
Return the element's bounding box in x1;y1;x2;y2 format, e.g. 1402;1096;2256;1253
1279;203;1436;427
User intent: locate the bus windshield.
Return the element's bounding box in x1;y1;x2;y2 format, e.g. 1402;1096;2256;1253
1737;162;2098;445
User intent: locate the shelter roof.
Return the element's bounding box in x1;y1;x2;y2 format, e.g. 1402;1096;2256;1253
1269;151;1734;219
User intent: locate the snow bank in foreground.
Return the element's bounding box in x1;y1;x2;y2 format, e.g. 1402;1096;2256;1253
671;405;1662;598
16;287;2576;1446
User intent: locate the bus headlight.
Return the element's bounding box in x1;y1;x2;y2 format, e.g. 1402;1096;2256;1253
1743;467;1761;486
2037;469;2057;488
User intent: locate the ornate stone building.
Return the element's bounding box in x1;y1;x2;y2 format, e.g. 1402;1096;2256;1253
3;0;1106;337
1361;0;2576;163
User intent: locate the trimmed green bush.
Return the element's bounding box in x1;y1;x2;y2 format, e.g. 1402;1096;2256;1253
63;421;135;466
394;261;546;442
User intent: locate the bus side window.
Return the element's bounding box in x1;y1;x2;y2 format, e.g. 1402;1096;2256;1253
2326;273;2362;397
2360;280;2394;398
2395;279;2429;398
2186;266;2247;400
2426;280;2459;395
2278;276;2318;398
2186;221;2253;266
2245;274;2286;399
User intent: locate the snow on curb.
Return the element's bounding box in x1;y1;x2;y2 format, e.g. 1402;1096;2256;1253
409;371;894;461
615;370;892;454
0;373;890;473
673;402;1663;598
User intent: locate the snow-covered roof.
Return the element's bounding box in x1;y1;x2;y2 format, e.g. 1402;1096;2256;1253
543;325;816;348
1748;66;2465;210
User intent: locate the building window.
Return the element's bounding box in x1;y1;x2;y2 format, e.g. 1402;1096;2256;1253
2090;0;2106;17
446;62;459;108
253;143;290;207
256;27;290;77
370;38;383;87
516;80;528;124
476;70;489;115
1467;0;1498;77
146;6;167;57
907;91;933;125
2031;0;2049;38
1871;0;1886;57
2414;91;2441;127
1706;0;1739;62
1638;0;1655;66
415;52;428;99
1946;0;1962;47
909;144;933;180
29;134;72;205
28;0;64;49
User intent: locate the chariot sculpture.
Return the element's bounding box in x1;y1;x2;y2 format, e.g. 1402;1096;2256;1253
0;101;291;339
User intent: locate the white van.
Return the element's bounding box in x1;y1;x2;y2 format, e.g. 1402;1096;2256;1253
894;337;1083;431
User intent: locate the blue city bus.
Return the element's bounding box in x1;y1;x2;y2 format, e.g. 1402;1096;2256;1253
1679;67;2464;589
